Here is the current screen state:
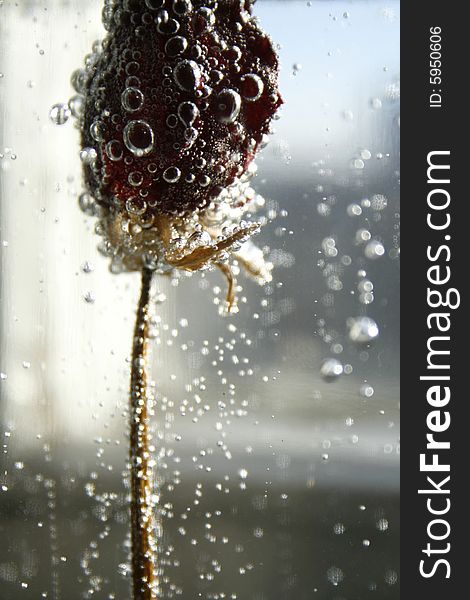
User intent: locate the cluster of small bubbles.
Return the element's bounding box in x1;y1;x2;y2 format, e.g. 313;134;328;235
327;566;344;586
80;147;98;165
358;280;374;304
49;103;71;125
320;358;343;382
347;317;379;343
385;569;398;585
316;202;331;217
333;523;345;535
365;239;385;259
370;193;388;211
321;237;338;257
376;517;389;532
83;291;96;304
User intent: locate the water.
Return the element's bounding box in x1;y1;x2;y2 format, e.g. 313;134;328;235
0;1;399;598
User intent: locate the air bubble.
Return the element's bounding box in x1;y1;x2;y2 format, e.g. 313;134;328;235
90;120;106;141
145;0;165;9
173;0;192;15
106;140;123;161
163;166;181;183
215;89;241;124
194;7;215;34
123;120;155;157
320;358;343;382
347;317;379;343
365;240;385;259
178;101;199;126
165;35;188;57
49;103;71;125
126;197;147;216
173;60;201;92
121;87;144;112
240;74;264;102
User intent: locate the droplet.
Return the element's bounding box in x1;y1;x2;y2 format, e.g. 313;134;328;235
49;103;71;125
240;74;264;102
173;60;201;92
215;89;241;124
123;120;155;157
121;87;144;112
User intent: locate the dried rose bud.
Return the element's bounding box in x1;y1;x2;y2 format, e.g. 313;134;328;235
71;0;282;307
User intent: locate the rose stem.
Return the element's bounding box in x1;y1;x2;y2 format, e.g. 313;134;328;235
129;267;159;600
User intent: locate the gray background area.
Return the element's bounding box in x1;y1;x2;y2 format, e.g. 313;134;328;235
0;1;400;598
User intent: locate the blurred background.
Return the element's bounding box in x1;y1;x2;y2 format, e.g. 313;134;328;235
0;1;400;598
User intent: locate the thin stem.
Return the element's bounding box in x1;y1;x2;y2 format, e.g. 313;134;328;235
129;268;159;600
